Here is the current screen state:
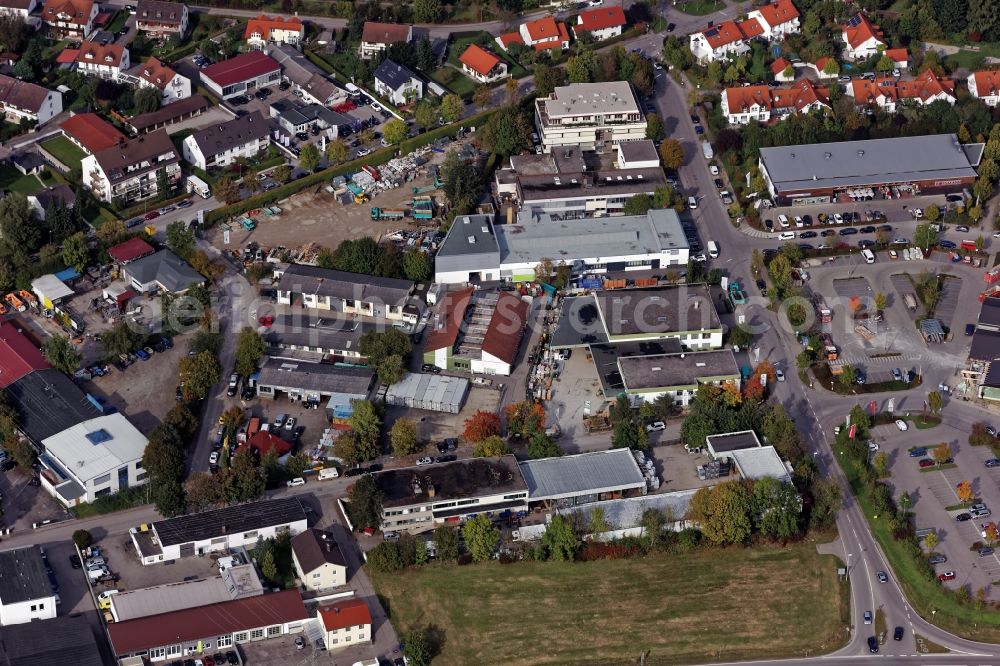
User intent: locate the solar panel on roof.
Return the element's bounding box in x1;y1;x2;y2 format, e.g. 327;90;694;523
845;14;863;27
705;27;719;37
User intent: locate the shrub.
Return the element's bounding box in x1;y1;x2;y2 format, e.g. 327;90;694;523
72;529;93;550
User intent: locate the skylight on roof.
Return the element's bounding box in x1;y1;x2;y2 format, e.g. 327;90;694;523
86;428;112;445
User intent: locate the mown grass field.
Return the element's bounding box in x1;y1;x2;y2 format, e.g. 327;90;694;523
371;543;849;665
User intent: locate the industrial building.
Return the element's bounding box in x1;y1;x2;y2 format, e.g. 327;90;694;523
533;82;646;153
0;546;55;626
253;356;375;405
706;430;762;458
617;349;741;407
200;51;282;100
0;615;104;666
729;446;793;483
519;449;647;508
131;497;307;565
276;264;416;323
758;134;982;205
384;373;470;413
434;210;689;285
263;314;377;361
110;565;264;622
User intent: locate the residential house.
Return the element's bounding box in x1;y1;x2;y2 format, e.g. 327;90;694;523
27;184;75;220
318;599;372;651
182;110;270;170
60;112;125;154
0;74;62;125
458;43;508;84
43;0;98;38
0;0;37;20
373;59;422;105
746;0;800;40
290;529;347;591
771;57;793;82
74;42;130;79
269;98;349;137
688;18;764;63
497;16;569;52
127;56;192;105
276;264;416;322
267;43;346;107
573;6;627;42
122;249;203;293
200;51;281;100
135;0;188;37
81;128;181;204
722;79;830;124
0;547;56;626
813;56;839;79
848;70;955;113
360;21;412;59
885;47;908;70
127;94;208;133
969;70;1000;107
245;14;303;50
534;81;646;152
841;13;885;60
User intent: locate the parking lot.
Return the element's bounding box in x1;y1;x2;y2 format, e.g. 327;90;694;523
0;468;66;531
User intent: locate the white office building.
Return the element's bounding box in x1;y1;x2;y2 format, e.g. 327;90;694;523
534;81;646;153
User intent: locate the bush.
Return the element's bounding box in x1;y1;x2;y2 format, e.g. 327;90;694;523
72;529;93;550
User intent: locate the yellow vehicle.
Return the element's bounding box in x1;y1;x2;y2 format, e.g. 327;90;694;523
98;589;119;610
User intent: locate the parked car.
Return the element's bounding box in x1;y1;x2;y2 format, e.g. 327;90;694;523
435;454;456;463
918;459;936;468
909;447;927;457
284;416;297;431
929;554;947;564
863;611;872;625
775;369;785;382
894;626;904;641
956;512;972;521
226;373;239;396
209;451;219;465
273;414;288;429
646;421;666;432
987;459;1000;468
937;571;956;581
286;477;306;487
979;546;995;557
416;456;433;466
892;368;904;382
876;570;888;583
895;419;908;431
867;636;878;653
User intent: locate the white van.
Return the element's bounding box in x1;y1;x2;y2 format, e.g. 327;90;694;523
318;467;340;480
687;196;698;209
778;231;796;241
861;248;876;264
707;241;719;258
778;214;790;228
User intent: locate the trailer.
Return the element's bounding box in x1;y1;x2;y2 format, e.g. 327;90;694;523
371;208;406;221
412;195;434;219
412;184;438;195
813;295;832;323
728;281;746;306
186;174;211;199
985;268;1000;285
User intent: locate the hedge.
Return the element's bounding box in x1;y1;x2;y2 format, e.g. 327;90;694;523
203;109;497;226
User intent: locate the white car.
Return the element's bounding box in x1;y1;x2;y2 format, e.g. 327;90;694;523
833;213;843;223
286;477;306;487
778;231;796;241
209;451;219;465
895;419;908;432
993;231;1000;239
709;165;719;176
284;416;297;431
646;421;666;432
868;441;879;452
370;102;383;112
693;253;707;262
775;369;785;382
356;147;371;157
416;456;433;466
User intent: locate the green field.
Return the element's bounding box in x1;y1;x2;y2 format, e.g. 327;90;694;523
441;33;527;98
0;167;43;194
675;0;725;15
41;136;86;171
372;543;849;665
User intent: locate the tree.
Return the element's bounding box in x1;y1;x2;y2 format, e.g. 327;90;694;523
970;421;995;446
687;480;754;545
505;401;546;436
178;351;221;400
412;0;441;22
752;477;801;540
480;107;531;156
233;326;265;377
391;418;420;456
504;76;519;105
403;627;433;666
980;158;1000;183
809;478;841;529
927;391;943;414
640;508;667;546
924;531;938;550
464;410;500;442
874;292;887;312
729;325;752;350
259;548;278;584
185;472;223;512
566;53;593;83
166;220;196;259
347;473;384;530
542;514;580;560
241;167;261;194
434;525;459;561
272;164;291;183
526;431;561;459
101;320;143;360
473;84;492;111
622;193;654;215
350;400;382;455
224;449;265;503
588;506;609;537
533;63;563;98
914;223;937;250
61;232;89;272
402;249;432;281
838;364;857;388
214;176;239;204
957;480;975;504
42;335;81;375
440;93;463;123
359;328;410;385
413;101;437;130
325;139;349;165
924;204;941;222
873;451;889;478
473;435;509;457
383;118;408;145
298;142;321;171
462;514;499;562
659;139;684;171
932;442;953;465
72;529;93;550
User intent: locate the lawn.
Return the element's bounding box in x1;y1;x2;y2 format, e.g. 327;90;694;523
675;0;725;15
105;10;128;34
0;167;43;195
432;68;477;98
441;32;527;98
40;136;86;171
371;544;849;665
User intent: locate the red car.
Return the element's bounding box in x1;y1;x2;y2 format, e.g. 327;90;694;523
937;571;956;581
919;459;936;468
143;210;160;220
203;657;216;666
258;315;274;327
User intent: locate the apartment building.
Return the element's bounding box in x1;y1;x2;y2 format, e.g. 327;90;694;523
0;74;62;125
534;81;646;153
81;128;181;204
43;0;98;39
722;79;830;124
75;42;130;79
182;110;270;170
135;0;188;37
245;14;304;50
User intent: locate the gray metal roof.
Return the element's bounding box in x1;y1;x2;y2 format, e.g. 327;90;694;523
276;264;413;306
0;615;105;666
617;139;660;164
593;283;720;338
0;546;50;605
152;497;305;547
760;134;979;193
970;328;1000;361
263;314;377;354
111;576;235;621
435;214;502;275
255;357;374;396
190;110;270;158
518;166;666;202
124;249;203;293
559;489;698;530
731;446;791;483
384;373;469;412
618;349;739;390
539;81;640;118
519;449;646;501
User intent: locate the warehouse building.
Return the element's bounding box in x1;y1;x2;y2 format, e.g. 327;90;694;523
0;615;104;665
132;497;307;565
384;373;470;413
729;445;792;483
0;546;55;626
434;210;689;285
759;133;982;205
263;314;378;361
200;51;282;100
276;264;417;323
706;430;762;458
110;565;263;622
617;349;740;407
254;356;375;405
558;490;699;536
520;448;646;508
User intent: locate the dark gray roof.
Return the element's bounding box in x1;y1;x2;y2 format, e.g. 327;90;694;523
290;528;346;573
255;356;374;395
267;44;345;104
618;349;739;390
587;340;685;397
276;264;413;306
706;430;762;453
190;110;270;158
594;283;721;338
278;102;350;129
434;215;502;276
6;368;101;443
374;59;419;91
152;497;305;547
29;184;75;212
0;546;50;605
970;328;1000;361
617;139;660;163
978;297;1000;328
10;152;45;172
518;167;666;203
91;129;178;185
128;95;209;133
984;362;1000;388
0;615;105;666
124;249;203;292
264;315;377;354
373;455;527;509
760;134;979;193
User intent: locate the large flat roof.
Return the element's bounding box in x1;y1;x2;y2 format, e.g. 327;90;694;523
760;134;980;193
731;445;791;483
373;455;527;509
706;430;762;454
152;497;306;547
111;576;237;621
0;615;105;666
6;368;101;442
497;209;688;266
559;489;698;530
42;413;147;483
538;81;640;118
263;314;378;354
594;283;720;338
277;264;413;306
618;349;739;390
436;214;501;261
0;546;50;605
519;449;646;501
255;357;374;396
517;167;667;202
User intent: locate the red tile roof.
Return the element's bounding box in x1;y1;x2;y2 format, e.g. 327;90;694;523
815;56;832;71
44;0;94;27
972;70;1000;96
318;598;371;632
245;14;303;40
576;5;627;32
850;70;954;105
107;237;155;264
725;79;829;115
0;74;54;113
202;51;280;88
423;288;473;352
481;292;529;365
248;430;293;457
56;49;79;64
108;590;309;655
361;21;411;45
498;32;524;49
523;16;569;49
842;13;883;50
0;322;50;388
75;42;126;67
61;113;125;154
770;57;791;75
459;44;502;78
754;0;799;27
884;48;908;64
136;56;177;89
701;18;763;49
